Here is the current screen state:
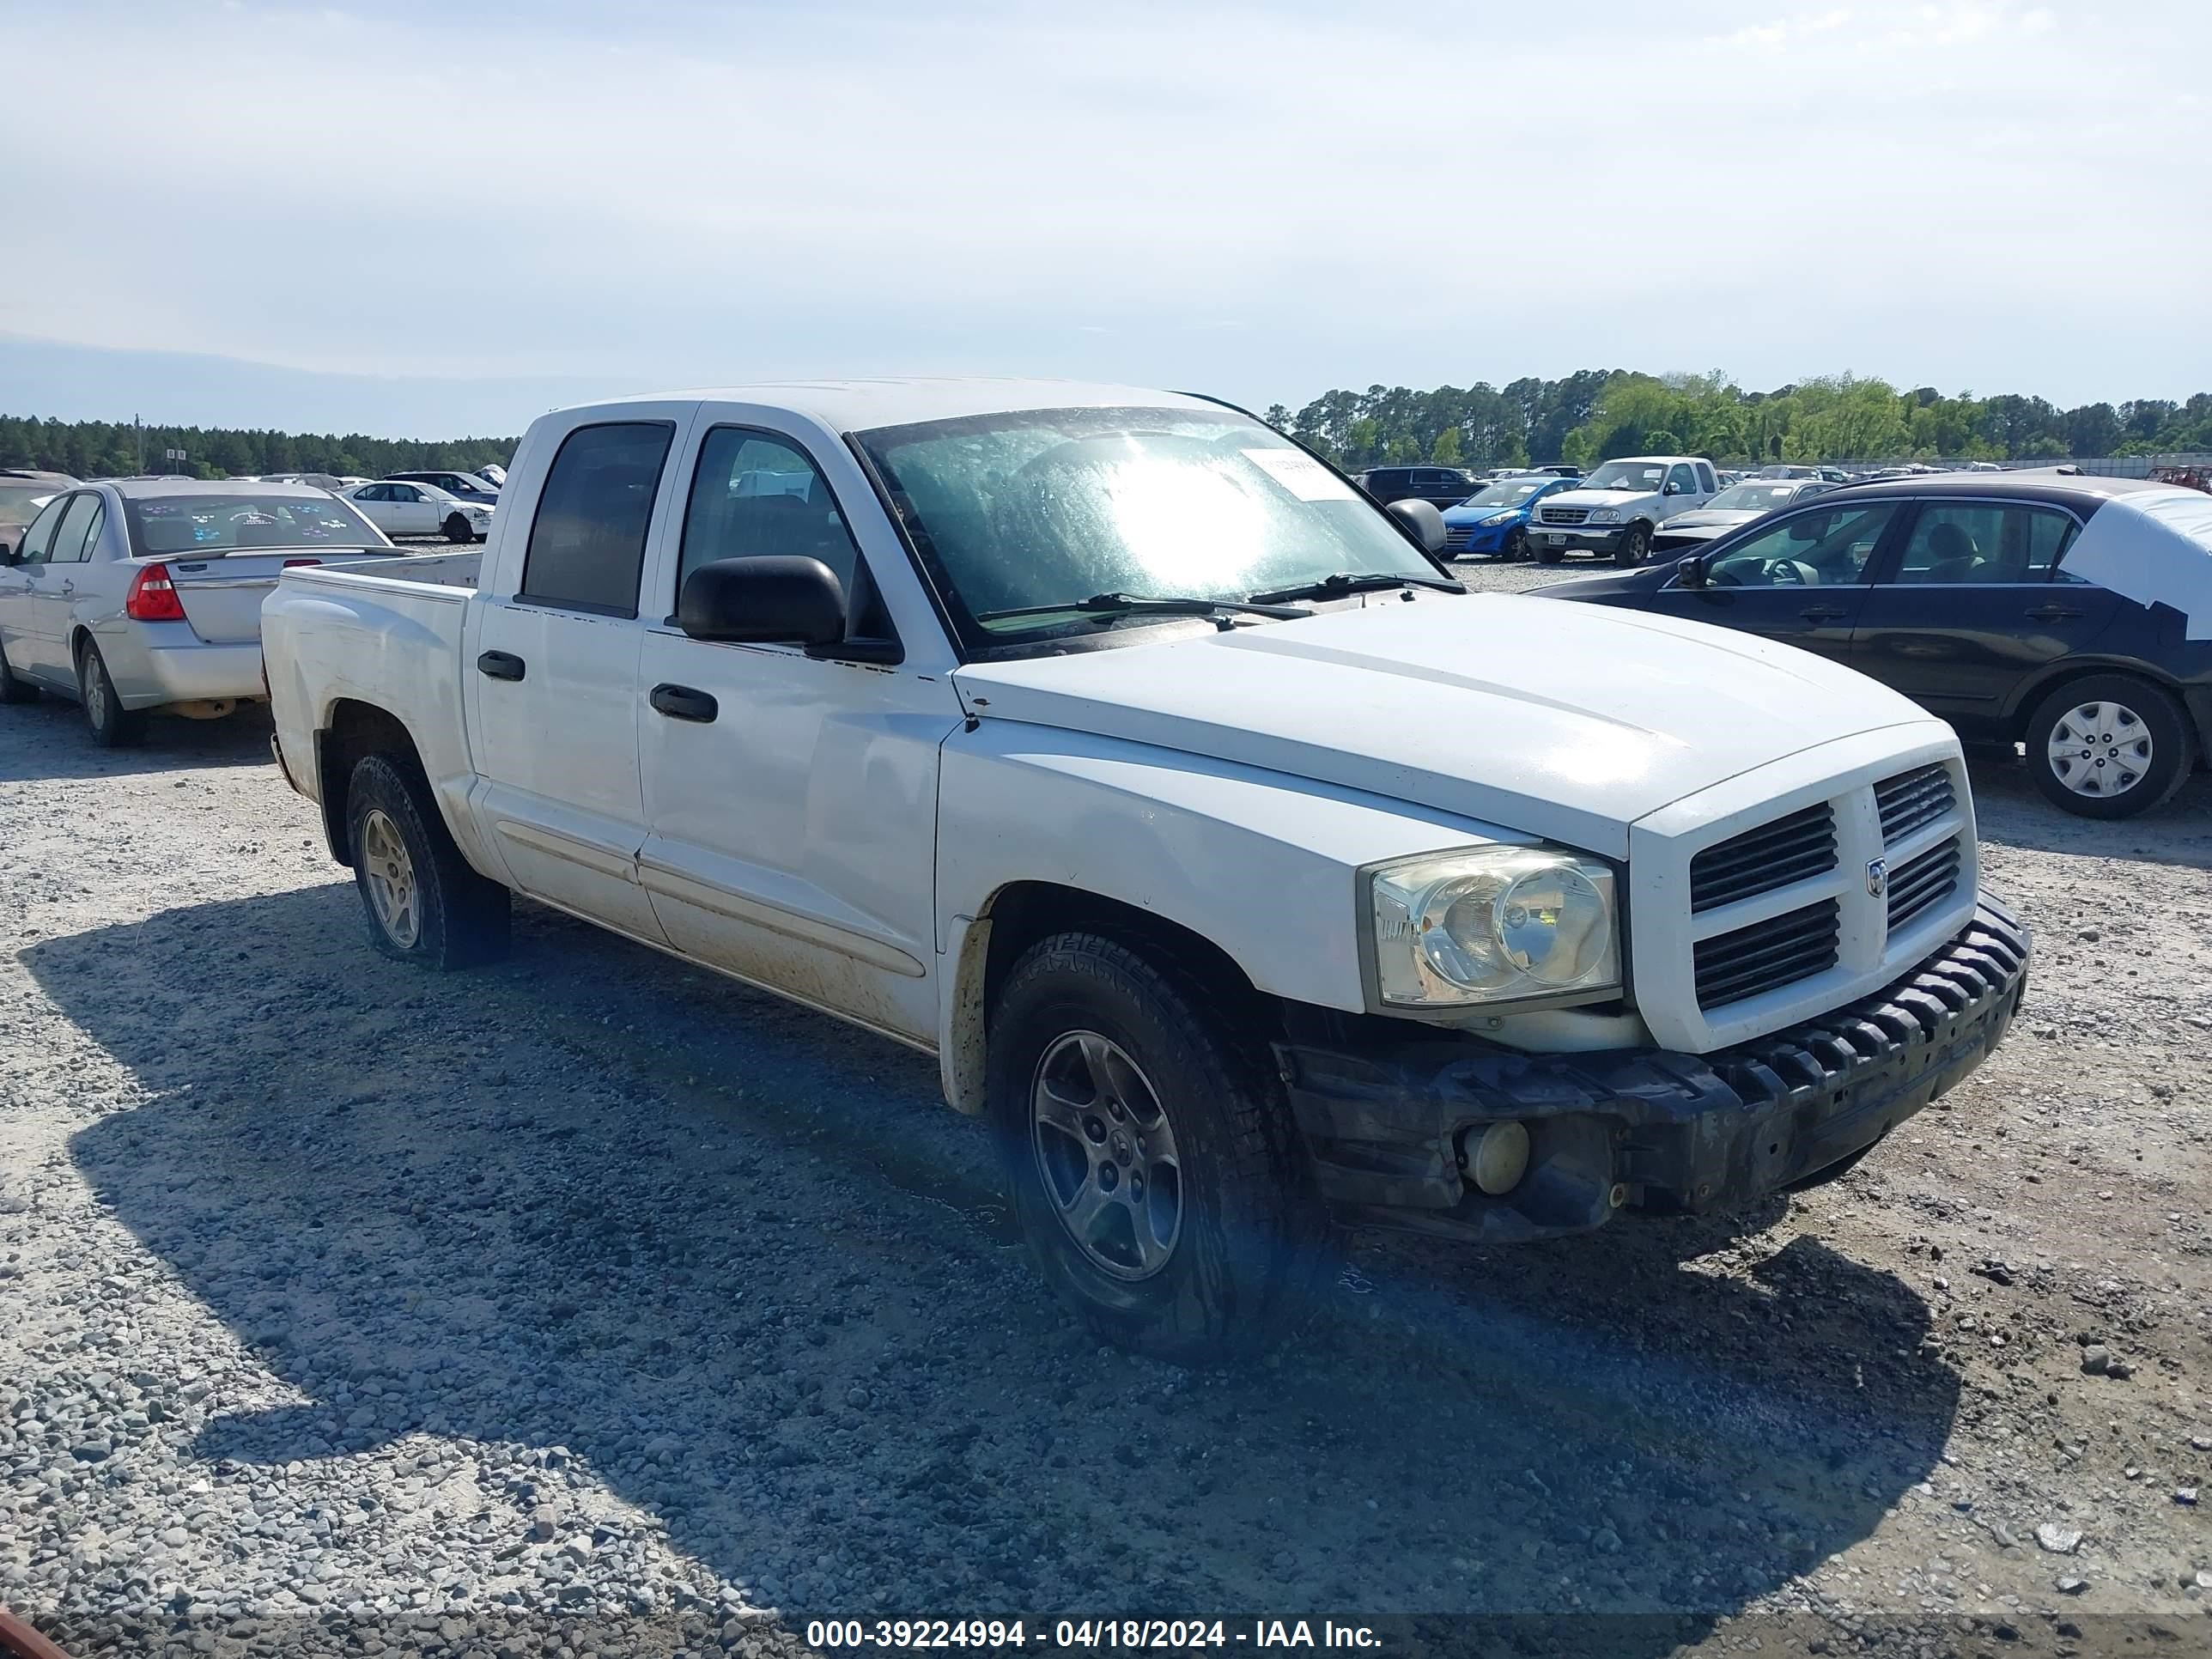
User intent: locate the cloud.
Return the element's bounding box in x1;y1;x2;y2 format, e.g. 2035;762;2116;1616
2;0;2208;419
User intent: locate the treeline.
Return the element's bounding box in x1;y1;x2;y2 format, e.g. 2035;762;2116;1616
0;414;516;481
1261;373;2212;471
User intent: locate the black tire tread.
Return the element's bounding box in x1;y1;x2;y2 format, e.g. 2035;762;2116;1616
346;752;511;969
2024;672;2191;820
76;641;146;747
991;930;1329;1360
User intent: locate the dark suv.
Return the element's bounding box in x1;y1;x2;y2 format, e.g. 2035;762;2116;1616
1354;465;1478;510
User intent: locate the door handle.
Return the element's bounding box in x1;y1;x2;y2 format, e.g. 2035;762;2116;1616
476;650;526;681
649;683;718;723
1798;605;1848;621
60;580;75;595
2025;605;2082;623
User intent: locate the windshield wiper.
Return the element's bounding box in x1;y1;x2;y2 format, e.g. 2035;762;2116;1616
1245;570;1463;605
975;592;1314;626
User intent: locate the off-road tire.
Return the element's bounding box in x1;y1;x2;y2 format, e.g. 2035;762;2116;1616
0;636;37;703
442;514;475;544
1613;521;1651;568
2025;673;2191;820
346;752;511;968
76;641;146;747
987;932;1330;1362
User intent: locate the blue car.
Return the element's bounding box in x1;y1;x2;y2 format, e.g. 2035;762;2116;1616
1439;474;1579;561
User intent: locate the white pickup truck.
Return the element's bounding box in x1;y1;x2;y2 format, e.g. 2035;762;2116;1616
262;380;2029;1358
1529;454;1720;566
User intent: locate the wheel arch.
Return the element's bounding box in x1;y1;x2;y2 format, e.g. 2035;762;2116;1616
2006;658;2198;758
314;698;439;866
939;880;1273;1115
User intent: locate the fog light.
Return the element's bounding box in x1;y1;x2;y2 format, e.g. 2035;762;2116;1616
1462;1120;1530;1196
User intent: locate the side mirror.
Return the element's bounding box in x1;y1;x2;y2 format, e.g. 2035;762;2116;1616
677;556;846;647
1662;481;1682;495
1387;497;1448;556
1674;553;1708;589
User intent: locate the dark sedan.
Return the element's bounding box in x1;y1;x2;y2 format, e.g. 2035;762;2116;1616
1353;465;1479;510
1535;472;2212;818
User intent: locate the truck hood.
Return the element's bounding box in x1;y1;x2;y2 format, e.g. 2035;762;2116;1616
951;595;1934;860
1535;486;1664;514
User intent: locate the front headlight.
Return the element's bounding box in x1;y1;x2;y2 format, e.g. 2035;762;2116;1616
1368;847;1620;1009
1480;511;1516;526
1588;507;1620;523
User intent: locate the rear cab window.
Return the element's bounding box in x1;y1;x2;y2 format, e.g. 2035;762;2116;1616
518;422;676;617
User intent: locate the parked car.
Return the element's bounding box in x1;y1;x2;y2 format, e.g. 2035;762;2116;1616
262;379;2027;1358
259;471;349;491
1649;478;1834;554
1439;474;1579;560
1527;465;1582;479
343;480;494;543
386;469;501;505
476;464;508;489
0;478;396;744
0;472;74;559
1354;465;1479;510
1527;455;1719;566
1537;473;2212;817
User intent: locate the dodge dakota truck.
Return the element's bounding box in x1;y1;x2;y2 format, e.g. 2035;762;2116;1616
261;380;2029;1358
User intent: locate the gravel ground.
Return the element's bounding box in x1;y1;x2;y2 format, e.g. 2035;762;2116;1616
3;568;2209;1658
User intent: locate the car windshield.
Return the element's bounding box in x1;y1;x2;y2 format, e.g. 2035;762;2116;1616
123;493;386;556
1467;479;1553;507
0;483;54;526
1580;460;1668;491
1706;483;1802;512
855;407;1437;641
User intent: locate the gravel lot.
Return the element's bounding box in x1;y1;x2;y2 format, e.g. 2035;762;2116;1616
3;563;2209;1658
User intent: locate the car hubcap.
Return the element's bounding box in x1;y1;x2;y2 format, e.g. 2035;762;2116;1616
82;660;105;726
2047;701;2152;798
361;809;421;946
1030;1031;1182;1281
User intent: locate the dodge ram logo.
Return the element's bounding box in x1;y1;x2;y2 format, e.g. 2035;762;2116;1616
1866;857;1888;898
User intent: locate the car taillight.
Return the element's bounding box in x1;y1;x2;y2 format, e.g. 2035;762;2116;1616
125;562;188;622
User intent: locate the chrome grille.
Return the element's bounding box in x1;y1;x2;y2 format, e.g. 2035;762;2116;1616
1887;836;1960;932
1695;899;1841;1011
1539;506;1589;526
1689;802;1838;915
1875;763;1953;843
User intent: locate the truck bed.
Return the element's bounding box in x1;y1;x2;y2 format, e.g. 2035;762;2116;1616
307;549;484;593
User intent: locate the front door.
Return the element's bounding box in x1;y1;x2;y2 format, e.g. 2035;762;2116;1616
635;419;963;1046
1850;498;2118;738
462;413;692;940
0;495;70;678
1653;497;1904;664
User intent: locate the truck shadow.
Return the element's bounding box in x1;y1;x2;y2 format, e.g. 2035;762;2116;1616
35;884;1959;1651
0;697;275;783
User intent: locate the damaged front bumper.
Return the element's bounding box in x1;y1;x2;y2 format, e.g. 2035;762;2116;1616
1276;894;2030;1243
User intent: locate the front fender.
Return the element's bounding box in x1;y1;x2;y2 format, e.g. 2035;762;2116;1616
933;722;1532;1103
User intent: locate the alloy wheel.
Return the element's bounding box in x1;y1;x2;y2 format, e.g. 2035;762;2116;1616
361;809;422;947
1030;1030;1183;1280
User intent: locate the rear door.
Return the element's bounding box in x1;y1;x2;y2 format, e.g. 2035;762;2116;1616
1650;497;1904;664
463;410;694;941
1850;497;2118;738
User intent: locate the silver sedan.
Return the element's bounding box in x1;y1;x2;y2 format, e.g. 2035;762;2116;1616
0;478;397;746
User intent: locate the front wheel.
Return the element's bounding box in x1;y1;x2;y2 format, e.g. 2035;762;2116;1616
1502;526;1528;562
987;933;1328;1361
1613;521;1651;567
442;514;475;544
1535;544;1565;566
77;641;146;747
2026;675;2191;818
346;753;512;967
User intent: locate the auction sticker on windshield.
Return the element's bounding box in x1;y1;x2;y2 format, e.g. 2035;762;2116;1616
1243;448;1359;502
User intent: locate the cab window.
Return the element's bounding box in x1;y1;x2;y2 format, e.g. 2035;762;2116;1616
519;421;675;617
1702;502;1898;588
676;428;861;605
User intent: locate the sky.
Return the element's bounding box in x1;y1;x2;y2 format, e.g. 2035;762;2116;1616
3;0;2209;437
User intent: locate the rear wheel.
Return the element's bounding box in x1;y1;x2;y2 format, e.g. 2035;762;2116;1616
0;636;38;704
2026;674;2191;818
988;933;1328;1361
76;641;146;747
442;514;475;544
1613;521;1651;567
346;753;511;967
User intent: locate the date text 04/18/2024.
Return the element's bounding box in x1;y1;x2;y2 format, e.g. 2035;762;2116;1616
802;1620;1382;1650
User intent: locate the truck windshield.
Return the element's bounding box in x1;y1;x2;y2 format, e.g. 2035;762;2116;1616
123;494;387;556
854;407;1437;642
1581;461;1668;491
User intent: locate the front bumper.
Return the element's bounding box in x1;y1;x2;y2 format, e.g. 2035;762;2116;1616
1531;522;1626;555
1276;894;2029;1243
